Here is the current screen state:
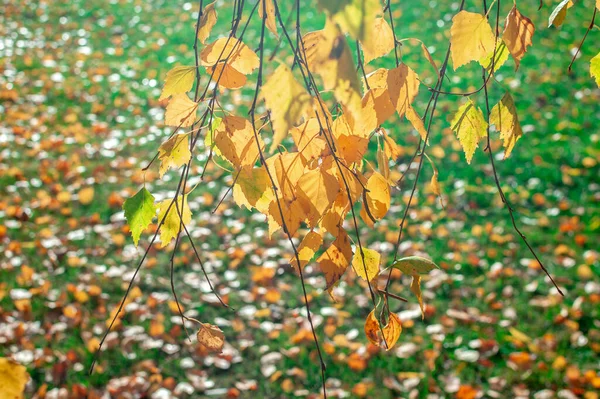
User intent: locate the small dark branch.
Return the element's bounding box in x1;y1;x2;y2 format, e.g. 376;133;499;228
568;8;597;72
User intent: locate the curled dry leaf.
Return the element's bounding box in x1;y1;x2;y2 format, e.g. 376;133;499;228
197;323;225;353
364;309;402;350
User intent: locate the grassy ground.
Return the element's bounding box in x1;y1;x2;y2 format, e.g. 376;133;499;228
1;0;599;398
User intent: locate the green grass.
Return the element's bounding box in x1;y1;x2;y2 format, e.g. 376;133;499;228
1;0;599;398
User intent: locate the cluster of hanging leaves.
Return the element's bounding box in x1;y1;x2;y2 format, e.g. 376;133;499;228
119;0;599;364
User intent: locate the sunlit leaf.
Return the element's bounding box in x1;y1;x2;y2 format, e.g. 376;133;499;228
157;195;192;248
158;133;191;177
364;309;402;349
258;0;278;37
450;11;496;70
503;6;535;70
159;66;196;101
197;1;217;44
0;358;29;399
165;93;198;127
352;247;380;281
490;92;523;159
389;256;440;274
450;98;488;164
317;229;353;291
591;52;600;87
196;323;225;353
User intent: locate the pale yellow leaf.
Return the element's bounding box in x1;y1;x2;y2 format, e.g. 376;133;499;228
364;172;390;220
361;17;395;64
200;37;259;75
450;11;496;69
261;64;312;152
232;166;272;212
410;275;425;320
197;1;217;44
490;92;523;159
157;195;192;248
290;231;323;272
159;66;196;101
548;0;573;28
450;99;488;164
297;168;340;225
213;116;263;169
165;93;198;127
591;52;600;87
352;248;380;281
405;105;428;142
258;0;278;37
158;133;191;177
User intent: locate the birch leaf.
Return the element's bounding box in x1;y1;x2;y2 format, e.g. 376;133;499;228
450;99;488;164
450;11;496;70
159;66;196;101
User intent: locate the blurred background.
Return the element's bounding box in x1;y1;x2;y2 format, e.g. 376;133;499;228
0;0;599;398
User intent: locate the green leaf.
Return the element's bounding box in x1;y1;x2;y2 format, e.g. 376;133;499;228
389;256;439;275
451;98;488;164
479;40;509;73
591;52;600;87
123;188;157;247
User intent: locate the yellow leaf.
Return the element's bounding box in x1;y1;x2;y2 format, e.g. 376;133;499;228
200;37;259;75
450;99;488;164
360;87;395;132
479;39;510;73
364;309;402;350
388;64;420;118
214;116;263;169
317;229;353;291
352;248;380;281
0;358;29;399
303;21;362;114
332;114;369;164
450;11;496;70
206;63;247;89
490;92;523;159
297;168;340;225
410;275;425;320
197;1;217;44
258;0;278;37
405;105;428;142
159;66;196;101
196;323;225;353
361;17;395;64
158;133;191;177
290;231;323;272
261;64;312;152
591;52;600;87
157;195;192;248
377;145;390;181
548;0;573;28
267;197;305;237
291;118;328;161
265;152;306;202
324;0;382;44
232;166;272;212
78;186;94;205
503;6;535;70
365;172;390;220
382;128;403;161
165;93;198;127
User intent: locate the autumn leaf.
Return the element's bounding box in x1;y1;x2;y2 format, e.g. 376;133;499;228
232;166;272;212
405;105;428;141
591;52;600;87
258;0;278;37
157;195;192;248
265;152;306;202
364;172;390;220
503;6;535;70
364;309;402;350
197;1;217;44
548;0;573;28
206;63;247;90
123;187;157;247
159;66;196;101
200;37;259;75
267;197;305;237
297;168;339;225
165;93;198;127
352;247;380;281
450;11;496;70
213;116;263;169
366;65;419;119
410;275;425;319
196;323;225;353
78;186;94;205
361;17;394;64
158;133;191;177
0;358;28;399
290;231;323;272
451;98;488;164
317;229;353;291
490;92;523;159
291;118;328;161
318;0;382;45
479;39;510;73
261;64;312;152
